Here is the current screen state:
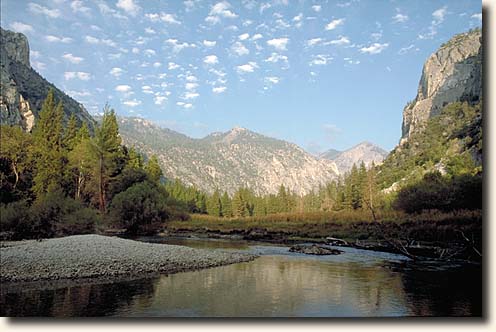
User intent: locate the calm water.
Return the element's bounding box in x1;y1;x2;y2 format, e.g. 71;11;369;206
0;237;482;317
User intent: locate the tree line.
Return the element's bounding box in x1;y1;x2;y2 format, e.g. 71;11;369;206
0;90;185;239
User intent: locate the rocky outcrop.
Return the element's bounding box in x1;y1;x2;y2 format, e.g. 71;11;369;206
118;117;340;196
0;27;94;131
400;29;482;144
289;244;342;255
320;142;388;174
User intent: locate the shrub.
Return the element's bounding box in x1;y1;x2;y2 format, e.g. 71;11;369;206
0;200;33;240
30;190;97;238
108;181;170;235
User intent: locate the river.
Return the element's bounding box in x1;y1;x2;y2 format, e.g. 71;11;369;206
0;237;482;317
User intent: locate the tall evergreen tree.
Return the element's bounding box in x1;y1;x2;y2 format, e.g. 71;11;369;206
145;155;163;183
64;114;78;151
207;190;222;216
31;90;65;197
220;191;232;217
89;105;122;212
232;189;246;217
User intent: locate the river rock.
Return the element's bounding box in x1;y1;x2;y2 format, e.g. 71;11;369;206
289;244;342;255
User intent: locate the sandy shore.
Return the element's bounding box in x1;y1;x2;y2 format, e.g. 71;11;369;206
0;234;257;283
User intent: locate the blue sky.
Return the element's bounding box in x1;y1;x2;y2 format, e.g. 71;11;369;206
1;0;482;152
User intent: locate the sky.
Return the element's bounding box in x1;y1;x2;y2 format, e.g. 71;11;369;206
1;0;482;152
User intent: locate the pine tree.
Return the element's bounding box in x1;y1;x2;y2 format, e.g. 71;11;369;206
89;105;122;212
145;155;163;183
126;147;144;169
64;114;78;151
220;191;232;217
207;190;222;216
0;125;33;190
31;90;65;197
232;189;246;217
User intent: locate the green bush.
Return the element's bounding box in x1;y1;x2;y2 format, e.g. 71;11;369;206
0;200;33;240
109;181;170;235
30;190;97;238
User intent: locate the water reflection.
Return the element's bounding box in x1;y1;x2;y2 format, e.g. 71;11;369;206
0;239;481;317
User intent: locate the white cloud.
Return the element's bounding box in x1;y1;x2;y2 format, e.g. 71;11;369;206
28;3;60;18
46;35;73;43
204;55;219;65
212;86;227;93
293;13;303;22
360;43;389;54
184;92;200;100
186;75;198;82
146;12;181;24
432;6;448;24
251;33;263;41
154;95;167;105
307;38;322;47
310;54;332;66
231;42;249;56
312;5;321;12
165;39;195;52
265;52;288;63
71;1;91;14
115;85;132;92
237;61;258;73
9;22;33;33
238;33;250;41
267;38;289;51
265;76;280;84
203;40;217;47
142;85;154;94
145;27;156;34
62;53;84;64
185;82;199;90
84;36;117;47
144;49;156;57
123;99;142;107
153;62;162;68
325;18;345;30
168;62;180;70
392;13;409;23
398;44;418;55
177;102;193;109
328;36;350;45
471;13;482;21
32;61;46;71
210;1;237;18
64;71;91;81
116;0;141;16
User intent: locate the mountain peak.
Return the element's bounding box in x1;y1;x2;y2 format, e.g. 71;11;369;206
320;142;388;174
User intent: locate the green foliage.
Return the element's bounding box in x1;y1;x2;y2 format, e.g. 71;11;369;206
145;155;163;183
0;125;34;203
109;181;170;235
394;172;482;213
31;89;66;196
0;200;33;240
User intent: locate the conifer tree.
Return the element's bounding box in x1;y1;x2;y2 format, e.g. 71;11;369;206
64;114;78;151
232;189;246;217
220;191;232;217
31;90;65;197
207;190;222;216
89;105;122;212
145;155;163;183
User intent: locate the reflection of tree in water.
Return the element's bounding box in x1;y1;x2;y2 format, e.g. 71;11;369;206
119;256;410;317
1;278;157;317
389;261;482;317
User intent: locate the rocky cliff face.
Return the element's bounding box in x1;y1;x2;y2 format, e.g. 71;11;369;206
320;142;388;174
0;27;94;131
400;29;482;145
118;117;340;195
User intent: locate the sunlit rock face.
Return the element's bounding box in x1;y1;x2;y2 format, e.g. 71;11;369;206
118;117;340;196
0;27;94;131
400;29;482;145
320;142;388;174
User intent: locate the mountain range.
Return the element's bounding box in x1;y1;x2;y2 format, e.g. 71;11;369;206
0;27;482;196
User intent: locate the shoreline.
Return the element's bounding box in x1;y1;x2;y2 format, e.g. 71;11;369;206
0;234;257;286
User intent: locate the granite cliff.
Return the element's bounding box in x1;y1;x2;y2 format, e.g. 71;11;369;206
0;27;94;131
400;29;482;145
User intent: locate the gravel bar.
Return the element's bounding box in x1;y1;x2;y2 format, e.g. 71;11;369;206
0;235;258;283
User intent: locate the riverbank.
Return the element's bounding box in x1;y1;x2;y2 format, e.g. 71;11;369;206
164;210;482;261
0;235;257;284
